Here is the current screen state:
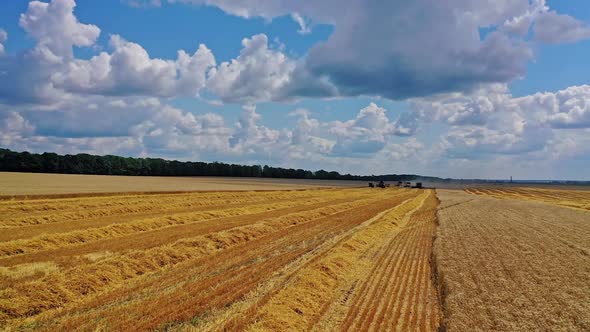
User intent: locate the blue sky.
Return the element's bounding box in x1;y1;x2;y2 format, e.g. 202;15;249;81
0;0;589;180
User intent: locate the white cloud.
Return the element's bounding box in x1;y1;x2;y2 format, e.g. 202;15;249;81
534;11;590;44
291;13;311;35
501;0;548;36
172;0;537;99
207;34;295;104
288;109;334;155
0;29;7;55
539;85;590;128
132;105;231;156
442;124;550;158
0;112;35;147
410;84;511;126
228;104;281;153
4;0;589;106
55;35;216;97
1;0;216;105
411;83;590;160
2;0;590;180
170;0;590;100
2;87;590;179
545;129;590;160
327;103;415;155
500;0;590;44
19;0;100;58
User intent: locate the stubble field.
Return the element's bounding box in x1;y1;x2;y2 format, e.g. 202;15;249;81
0;186;441;331
435;188;590;331
1;175;589;331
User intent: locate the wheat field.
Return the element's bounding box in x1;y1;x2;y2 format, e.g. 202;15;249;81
465;186;590;211
0;187;442;331
0;172;360;196
435;189;590;331
3;180;589;331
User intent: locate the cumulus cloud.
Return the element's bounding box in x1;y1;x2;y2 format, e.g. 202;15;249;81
545;129;590;160
410;84;512;126
19;0;100;58
0;0;217;105
228;104;281;153
0;107;141;157
0;29;7;55
4;0;590;105
132;105;231;156
327;103;416;155
3;87;590;179
534;11;590;44
537;85;590;128
0;112;35;147
0;0;104;104
170;0;537;99
0;96;234;159
55;35;216;97
2;0;590;179
501;0;548;36
442;125;551;158
207;34;295;104
171;0;590;100
410;83;590;159
500;0;590;44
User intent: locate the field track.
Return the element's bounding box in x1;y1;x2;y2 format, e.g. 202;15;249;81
0;187;442;331
435;190;590;331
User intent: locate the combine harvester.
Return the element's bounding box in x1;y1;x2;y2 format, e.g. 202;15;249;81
368;180;387;188
371;180;421;189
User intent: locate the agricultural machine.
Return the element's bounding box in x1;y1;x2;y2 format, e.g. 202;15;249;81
368;181;386;188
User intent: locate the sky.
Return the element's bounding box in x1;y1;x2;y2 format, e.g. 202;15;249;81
0;0;589;180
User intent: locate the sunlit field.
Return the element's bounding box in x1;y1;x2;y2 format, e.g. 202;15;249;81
1;178;589;331
0;186;441;330
0;172;360;196
435;189;590;331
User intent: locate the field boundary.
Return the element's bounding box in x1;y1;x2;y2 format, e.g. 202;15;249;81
0;187;353;201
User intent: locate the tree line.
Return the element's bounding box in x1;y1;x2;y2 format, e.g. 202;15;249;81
0;148;437;182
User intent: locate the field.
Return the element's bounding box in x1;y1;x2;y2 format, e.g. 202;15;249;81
435;189;590;331
0;186;441;331
1;176;589;331
0;172;361;196
465;186;590;211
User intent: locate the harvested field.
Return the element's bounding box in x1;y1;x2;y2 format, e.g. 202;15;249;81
0;187;442;331
435;189;590;331
465;186;590;211
0;172;361;196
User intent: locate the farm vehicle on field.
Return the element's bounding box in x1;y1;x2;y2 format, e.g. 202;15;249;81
368;180;387;188
369;180;421;189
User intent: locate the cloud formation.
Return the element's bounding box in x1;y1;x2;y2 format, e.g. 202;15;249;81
57;35;216;97
0;29;7;55
207;35;294;104
3;0;590;105
409;83;590;161
1;0;590;179
533;11;590;44
171;0;590;100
